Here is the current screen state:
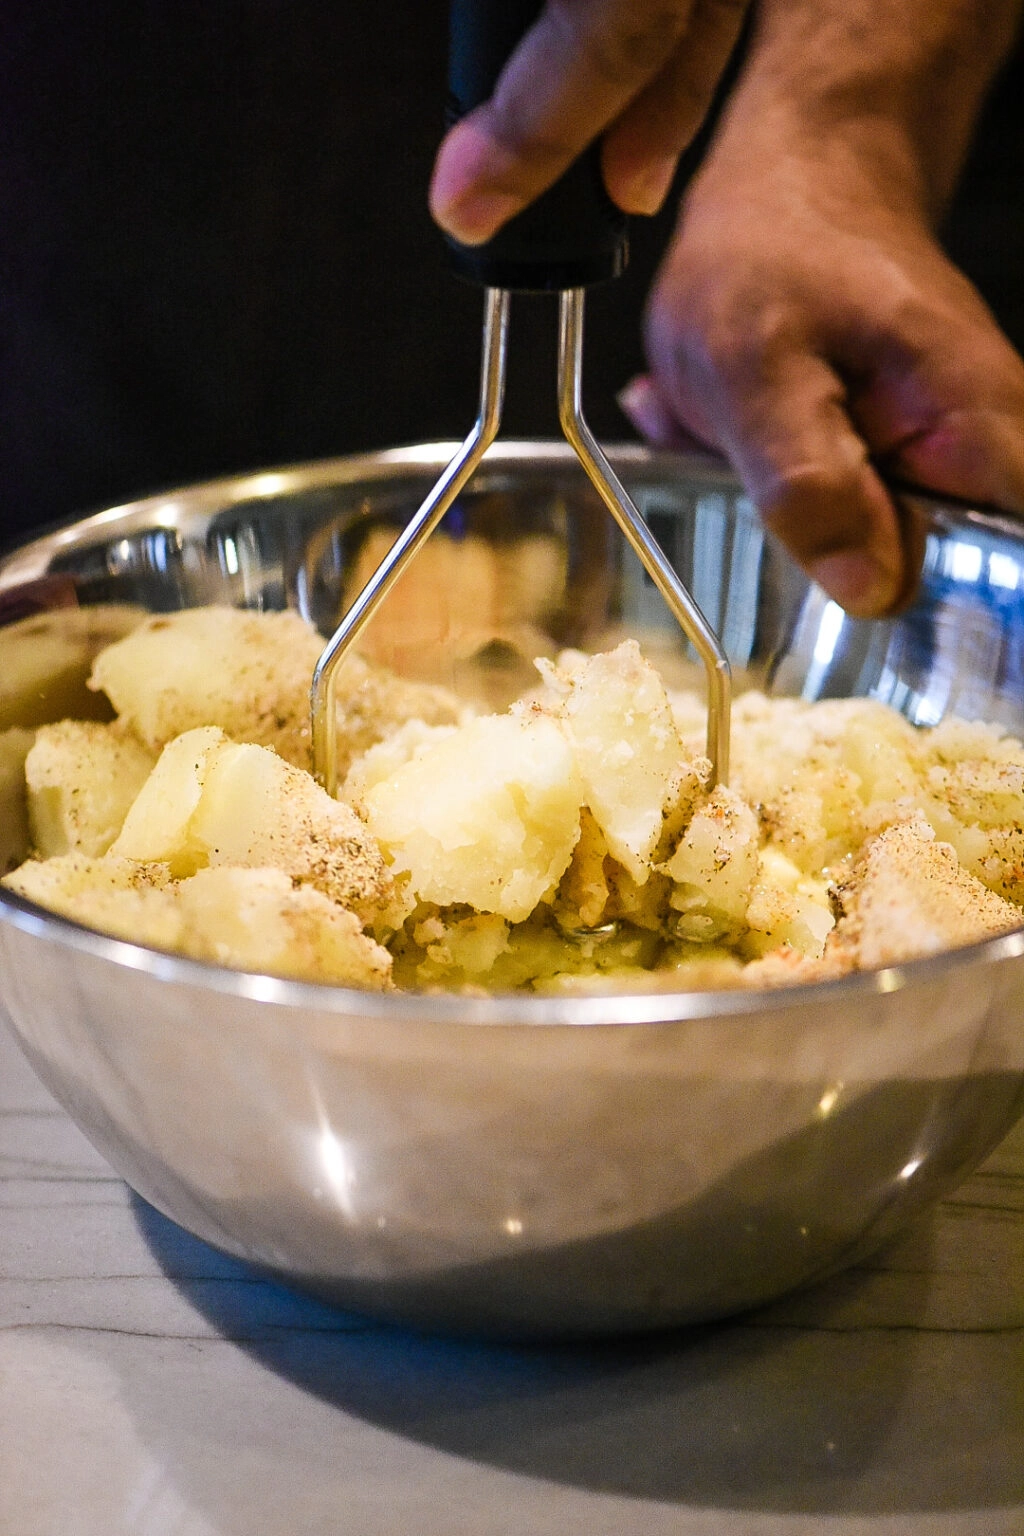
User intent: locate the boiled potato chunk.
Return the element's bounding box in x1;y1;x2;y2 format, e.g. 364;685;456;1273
744;845;834;958
4;855;391;988
112;726;390;917
26;720;156;858
109;726;224;870
89;606;324;767
341;718;458;813
665;786;760;936
724;693;1024;916
556;641;685;882
360;640;714;926
363;712;583;922
172;867;392;988
4;853;180;950
830;816;1022;969
89;604;463;774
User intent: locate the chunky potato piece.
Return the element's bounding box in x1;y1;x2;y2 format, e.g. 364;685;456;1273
722;694;1024;913
173;867;392;988
109;726;224;870
90;607;324;767
26;721;156;858
829;816;1022;969
112;727;390;918
356;641;713;939
341;718;458;814
363;712;582;922
665;786;760;937
3;855;391;987
331;654;466;779
744;846;834;959
921;756;1024;904
554;641;685;882
719;694;916;875
89;605;463;774
4;853;179;949
928;757;1024;828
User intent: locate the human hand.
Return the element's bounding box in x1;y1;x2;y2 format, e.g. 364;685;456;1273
620;17;1024;617
429;0;748;245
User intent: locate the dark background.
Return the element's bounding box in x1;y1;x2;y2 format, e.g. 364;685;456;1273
0;3;1020;546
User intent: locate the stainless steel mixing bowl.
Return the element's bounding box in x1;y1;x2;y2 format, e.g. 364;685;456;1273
2;443;1023;1339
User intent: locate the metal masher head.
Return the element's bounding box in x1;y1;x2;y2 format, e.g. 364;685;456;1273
311;285;731;797
310;0;730;799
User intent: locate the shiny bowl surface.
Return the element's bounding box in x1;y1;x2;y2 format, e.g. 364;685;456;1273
1;442;1023;1339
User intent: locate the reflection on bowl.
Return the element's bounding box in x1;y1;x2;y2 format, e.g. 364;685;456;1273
1;443;1023;1338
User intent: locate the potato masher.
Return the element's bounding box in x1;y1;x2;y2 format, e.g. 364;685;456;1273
311;0;731;798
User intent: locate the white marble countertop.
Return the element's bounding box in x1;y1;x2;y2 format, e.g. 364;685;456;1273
2;1016;1022;1536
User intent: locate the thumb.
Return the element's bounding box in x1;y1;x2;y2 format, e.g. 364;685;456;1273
430;1;723;244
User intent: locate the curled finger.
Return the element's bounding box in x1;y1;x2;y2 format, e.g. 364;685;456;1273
601;0;749;214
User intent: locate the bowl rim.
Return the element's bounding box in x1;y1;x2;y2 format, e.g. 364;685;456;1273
2;439;1024;1027
0;440;734;579
2;882;1024;1027
5;438;1024;584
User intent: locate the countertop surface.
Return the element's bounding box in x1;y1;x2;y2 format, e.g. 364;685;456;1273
2;1017;1022;1536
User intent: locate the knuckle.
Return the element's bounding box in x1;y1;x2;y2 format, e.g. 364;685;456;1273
664;281;797;395
555;2;689;83
761;463;857;524
483;98;574;172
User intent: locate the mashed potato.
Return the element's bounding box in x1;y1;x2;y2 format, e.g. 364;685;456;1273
4;606;1023;993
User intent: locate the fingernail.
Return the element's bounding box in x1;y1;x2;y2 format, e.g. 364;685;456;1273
617;155;678;216
431;189;523;246
809;551;903;617
617;375;676;444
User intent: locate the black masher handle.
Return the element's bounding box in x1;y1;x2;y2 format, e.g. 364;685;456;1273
445;0;629;291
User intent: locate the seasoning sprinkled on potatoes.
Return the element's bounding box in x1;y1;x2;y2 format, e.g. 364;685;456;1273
4;606;1022;993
